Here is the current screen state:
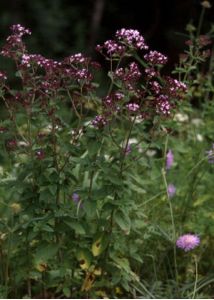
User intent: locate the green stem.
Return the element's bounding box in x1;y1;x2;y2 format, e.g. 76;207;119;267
162;135;178;284
196;6;205;38
192;256;198;299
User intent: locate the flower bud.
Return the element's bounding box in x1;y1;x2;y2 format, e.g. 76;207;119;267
10;203;21;214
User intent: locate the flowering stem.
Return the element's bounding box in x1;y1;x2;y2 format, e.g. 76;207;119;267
133;53;147;68
162;135;178;284
192;256;198;299
66;89;82;122
186;156;207;178
196;6;205;38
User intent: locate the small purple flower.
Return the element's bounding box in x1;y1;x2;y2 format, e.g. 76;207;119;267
72;193;80;204
167;184;176;198
206;144;214;163
126;103;140;112
92;115;107;128
35;149;45;160
156;95;171;115
176;234;200;252
166;149;174;170
124;144;132;156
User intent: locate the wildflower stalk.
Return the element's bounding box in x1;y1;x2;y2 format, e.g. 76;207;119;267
192;256;198;299
196;5;206;38
186;156;208;178
162;135;178;284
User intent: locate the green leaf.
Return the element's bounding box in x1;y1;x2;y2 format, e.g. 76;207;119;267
64;220;86;235
63;287;71;298
83;200;97;219
114;210;131;232
34;243;59;262
48;184;58;196
42;224;54;232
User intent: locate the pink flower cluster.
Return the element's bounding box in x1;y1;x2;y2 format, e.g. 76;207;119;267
0;24;188;133
144;51;167;65
114;62;141;92
10;24;31;37
92;115;107;128
96;28;148;57
0;71;7;81
103;92;124;110
126;103;140;112
21;54;60;70
166;77;187;97
144;50;168;65
156;95;171;115
1;24;31;58
145;67;158;78
102;40;125;55
115;28;148;50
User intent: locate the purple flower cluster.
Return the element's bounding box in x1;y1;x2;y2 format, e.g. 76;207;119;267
115;62;141;82
10;24;31;37
145;67;158;78
115;28;148;50
0;71;7;81
68;53;87;64
114;62;141;92
126;103;140;112
92;115;107;128
1;24;31;58
156;95;171;115
102;40;125;56
176;234;200;252
165;77;187;98
150;81;161;95
21;54;60;70
103;92;124;112
1;24;97;99
0;24;187;134
96;28;148;57
144;50;168;65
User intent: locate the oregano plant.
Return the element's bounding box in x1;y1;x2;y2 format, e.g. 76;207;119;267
0;24;193;298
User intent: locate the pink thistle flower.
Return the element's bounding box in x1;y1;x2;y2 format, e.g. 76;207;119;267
167;184;176;198
166;149;174;170
72;193;80;204
176;234;200;252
